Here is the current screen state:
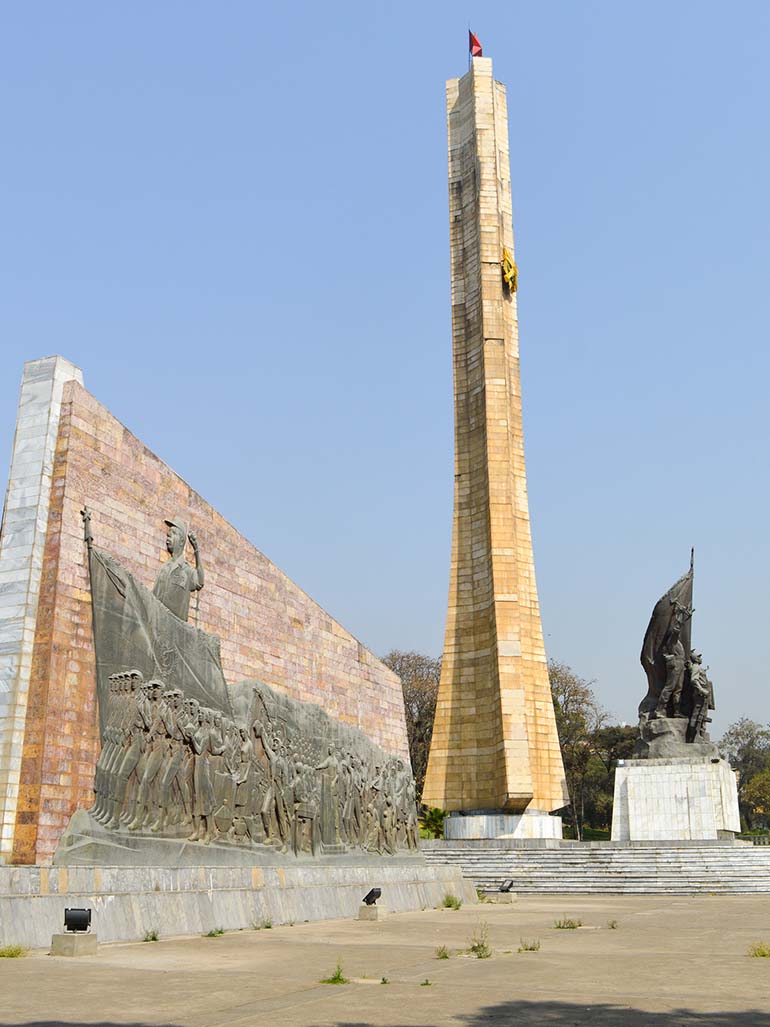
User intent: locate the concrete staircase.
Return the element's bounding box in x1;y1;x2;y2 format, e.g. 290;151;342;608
422;842;770;894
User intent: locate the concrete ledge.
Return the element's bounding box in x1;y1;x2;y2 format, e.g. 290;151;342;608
0;862;476;950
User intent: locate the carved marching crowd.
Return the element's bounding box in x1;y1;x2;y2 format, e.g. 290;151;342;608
89;670;420;855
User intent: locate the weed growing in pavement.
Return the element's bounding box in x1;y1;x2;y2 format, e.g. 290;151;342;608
518;938;541;952
468;921;492;959
607;920;618;929
748;942;770;958
442;893;462;910
320;960;349;984
0;945;25;958
435;945;450;959
204;927;225;937
143;929;159;942
554;917;582;930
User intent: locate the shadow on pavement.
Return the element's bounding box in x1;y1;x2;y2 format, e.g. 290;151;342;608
314;1001;770;1027
8;1008;770;1027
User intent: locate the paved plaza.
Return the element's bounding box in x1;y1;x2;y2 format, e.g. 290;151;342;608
2;894;770;1026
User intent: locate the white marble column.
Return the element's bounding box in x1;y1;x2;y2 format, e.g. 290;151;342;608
0;356;83;863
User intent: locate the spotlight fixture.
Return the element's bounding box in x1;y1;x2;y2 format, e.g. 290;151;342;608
64;908;92;933
499;880;514;893
362;888;381;906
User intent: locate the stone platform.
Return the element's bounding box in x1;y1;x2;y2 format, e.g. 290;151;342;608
611;756;740;841
0;861;476;950
444;810;562;841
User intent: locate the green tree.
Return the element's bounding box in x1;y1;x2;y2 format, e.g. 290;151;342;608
742;770;770;828
419;806;446;839
548;660;606;839
593;724;638;774
381;649;441;799
718;718;770;829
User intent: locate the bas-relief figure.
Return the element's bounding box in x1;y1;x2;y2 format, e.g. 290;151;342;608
636;552;718;759
153;515;204;622
66;511;419;860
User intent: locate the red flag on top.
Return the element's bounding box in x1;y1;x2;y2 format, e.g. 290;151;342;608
469;30;483;57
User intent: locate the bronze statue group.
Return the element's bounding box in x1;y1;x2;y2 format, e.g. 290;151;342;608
89;670;420;856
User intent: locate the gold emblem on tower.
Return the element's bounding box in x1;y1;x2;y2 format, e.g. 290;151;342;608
502;246;517;294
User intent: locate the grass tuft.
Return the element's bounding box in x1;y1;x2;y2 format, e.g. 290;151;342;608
607;920;618;930
442;893;462;910
204;927;225;937
748;942;770;958
554;916;582;930
380;976;389;984
435;944;450;959
421;978;432;986
468;921;492;959
143;929;159;942
0;944;25;958
320;960;349;985
518;938;541;952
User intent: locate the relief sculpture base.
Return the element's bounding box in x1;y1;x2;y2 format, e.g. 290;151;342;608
55;810;423;867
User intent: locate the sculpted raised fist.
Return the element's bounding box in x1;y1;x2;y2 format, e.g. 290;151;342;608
188;531;198;550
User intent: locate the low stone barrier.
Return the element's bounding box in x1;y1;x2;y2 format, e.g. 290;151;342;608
0;862;476;950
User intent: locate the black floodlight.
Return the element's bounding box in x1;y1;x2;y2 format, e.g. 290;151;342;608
499;880;514;893
64;908;91;933
362;888;381;906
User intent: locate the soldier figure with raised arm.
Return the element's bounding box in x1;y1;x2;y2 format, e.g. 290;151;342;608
153;515;204;622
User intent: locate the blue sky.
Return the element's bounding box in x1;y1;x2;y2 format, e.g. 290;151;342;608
2;3;769;734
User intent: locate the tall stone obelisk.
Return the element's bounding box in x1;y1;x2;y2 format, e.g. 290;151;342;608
422;55;568;839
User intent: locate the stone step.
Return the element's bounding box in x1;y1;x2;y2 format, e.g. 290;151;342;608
423;845;770;894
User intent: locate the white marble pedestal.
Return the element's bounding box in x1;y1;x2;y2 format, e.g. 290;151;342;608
444;810;563;841
611;757;740;841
